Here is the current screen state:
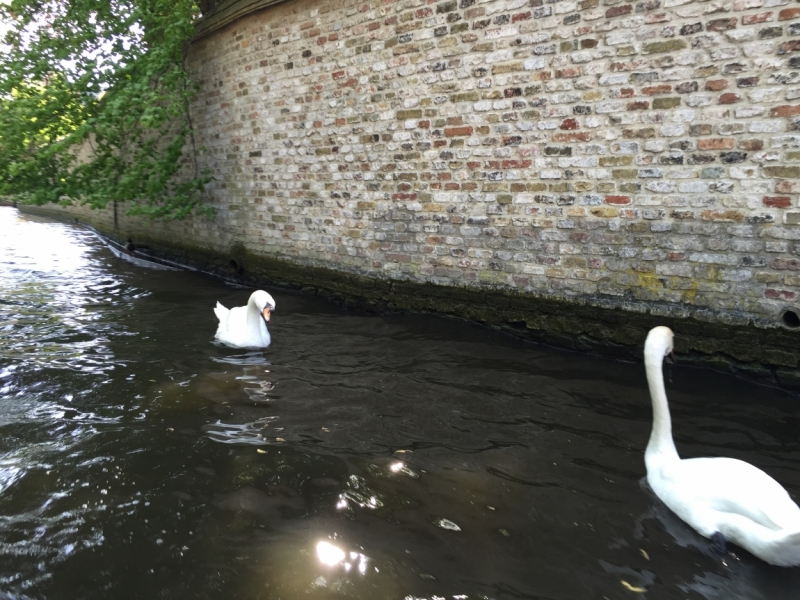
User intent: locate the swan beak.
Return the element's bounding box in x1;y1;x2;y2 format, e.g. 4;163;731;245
665;351;675;365
262;307;272;323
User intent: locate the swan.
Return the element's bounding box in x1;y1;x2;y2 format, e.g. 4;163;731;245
214;290;276;348
644;326;800;566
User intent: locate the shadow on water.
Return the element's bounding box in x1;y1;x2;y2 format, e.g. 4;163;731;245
2;207;800;599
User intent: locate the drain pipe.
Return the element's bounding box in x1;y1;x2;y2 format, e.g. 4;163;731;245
780;308;800;330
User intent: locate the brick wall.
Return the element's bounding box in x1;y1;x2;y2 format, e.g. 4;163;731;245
183;0;800;330
45;0;800;335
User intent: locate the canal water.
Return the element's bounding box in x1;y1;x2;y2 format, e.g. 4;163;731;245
2;206;800;600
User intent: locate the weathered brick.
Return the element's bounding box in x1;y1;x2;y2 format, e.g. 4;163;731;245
705;79;729;91
766;166;800;178
719;93;741;104
707;18;737;31
606;5;632;18
642;40;687;54
653;97;681;109
642;85;672;95
444;126;473;136
764;196;792;208
397;109;423;119
779;8;800;21
771;105;800;117
743;12;773;25
698;138;735;150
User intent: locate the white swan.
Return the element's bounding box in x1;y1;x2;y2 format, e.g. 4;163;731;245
644;326;800;566
214;290;276;348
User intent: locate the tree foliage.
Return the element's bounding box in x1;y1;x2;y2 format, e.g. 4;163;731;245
0;0;213;220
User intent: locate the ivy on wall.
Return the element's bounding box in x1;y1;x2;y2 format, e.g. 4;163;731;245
0;0;213;220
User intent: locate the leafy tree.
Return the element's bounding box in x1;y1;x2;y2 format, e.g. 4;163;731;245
0;0;213;220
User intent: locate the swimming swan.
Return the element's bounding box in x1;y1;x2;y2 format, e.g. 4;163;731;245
644;325;800;566
214;290;276;348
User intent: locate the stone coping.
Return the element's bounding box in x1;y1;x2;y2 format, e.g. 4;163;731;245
194;0;289;40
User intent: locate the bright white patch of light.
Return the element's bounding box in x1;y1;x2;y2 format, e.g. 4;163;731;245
316;541;345;566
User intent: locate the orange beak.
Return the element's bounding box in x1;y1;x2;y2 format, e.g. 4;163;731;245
262;307;272;322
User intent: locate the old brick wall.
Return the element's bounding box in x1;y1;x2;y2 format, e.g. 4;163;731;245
178;0;800;332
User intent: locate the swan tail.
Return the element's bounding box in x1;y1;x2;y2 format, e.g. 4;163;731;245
214;302;229;325
767;531;800;567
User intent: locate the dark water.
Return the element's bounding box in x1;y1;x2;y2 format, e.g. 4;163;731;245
2;207;800;600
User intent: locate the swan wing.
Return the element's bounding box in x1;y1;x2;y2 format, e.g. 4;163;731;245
214;302;230;325
675;457;800;531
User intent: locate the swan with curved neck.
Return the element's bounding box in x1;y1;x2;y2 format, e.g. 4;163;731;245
644;326;800;566
213;290;275;348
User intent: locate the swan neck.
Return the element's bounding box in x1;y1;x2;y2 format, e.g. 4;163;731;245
645;353;678;461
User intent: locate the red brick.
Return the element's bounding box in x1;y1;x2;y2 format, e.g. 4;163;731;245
512;11;532;22
556;68;581;78
780;40;800;53
771;259;800;270
620;88;635;98
698;138;735;150
705;79;729;91
771;105;800;117
627;101;650;110
560;118;579;130
606;195;631;205
764;196;792;208
606;4;632;18
502;160;532;168
444;126;473;137
642;85;672;95
553;132;592;142
766;288;797;300
742;11;772;24
779;8;800;20
718;93;740;104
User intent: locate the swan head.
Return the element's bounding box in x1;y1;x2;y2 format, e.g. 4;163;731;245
644;326;674;364
249;290;276;324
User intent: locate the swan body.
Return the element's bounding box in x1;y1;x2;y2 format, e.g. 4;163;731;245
214;290;275;348
644;326;800;566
